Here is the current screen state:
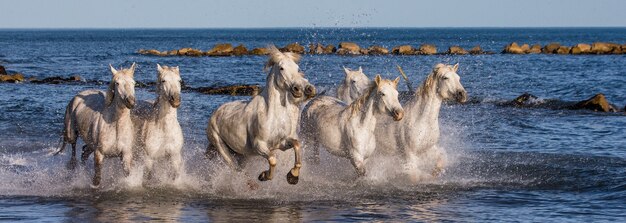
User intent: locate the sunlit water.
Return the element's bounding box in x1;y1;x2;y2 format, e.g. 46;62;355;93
0;28;625;221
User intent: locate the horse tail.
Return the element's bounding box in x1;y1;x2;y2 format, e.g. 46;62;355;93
55;98;77;155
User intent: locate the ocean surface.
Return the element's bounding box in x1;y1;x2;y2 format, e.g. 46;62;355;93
0;28;625;222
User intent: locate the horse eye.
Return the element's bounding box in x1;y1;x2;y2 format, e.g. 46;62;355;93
115;82;119;85
351;80;356;83
280;67;284;71
443;77;449;80
162;80;166;83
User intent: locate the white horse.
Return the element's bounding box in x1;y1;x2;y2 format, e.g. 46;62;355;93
206;46;316;185
56;63;137;187
337;66;370;104
131;64;184;181
375;63;467;180
301;75;404;176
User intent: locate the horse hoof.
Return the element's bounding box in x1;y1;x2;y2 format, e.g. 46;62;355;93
286;171;299;185
66;158;78;170
90;183;100;189
258;171;271;181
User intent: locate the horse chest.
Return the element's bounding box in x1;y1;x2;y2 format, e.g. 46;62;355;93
144;121;183;155
98;120;132;155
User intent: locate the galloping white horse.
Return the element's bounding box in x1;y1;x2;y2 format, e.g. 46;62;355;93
301;75;404;176
376;63;467;179
337;66;370;104
206;46;316;184
131;64;184;181
56;63;137;187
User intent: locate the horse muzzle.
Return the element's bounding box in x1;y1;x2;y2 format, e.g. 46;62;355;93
290;85;304;98
169;95;181;108
304;84;316;99
124;96;135;109
392;108;404;121
456;90;468;103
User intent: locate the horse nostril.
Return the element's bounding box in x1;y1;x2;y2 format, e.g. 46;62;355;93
304;85;316;96
292;86;301;92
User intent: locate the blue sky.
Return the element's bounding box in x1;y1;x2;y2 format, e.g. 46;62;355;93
2;0;625;28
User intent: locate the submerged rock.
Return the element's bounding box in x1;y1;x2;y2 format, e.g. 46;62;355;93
309;43;324;54
392;45;416;55
0;65;6;75
281;43;305;54
571;93;618;112
542;43;561;54
528;44;542;54
418;44;437;55
195;85;260;96
368;45;389;55
469;45;483;54
250;47;269;55
206;44;233;56
570;43;591;54
232;44;248;56
503;42;525;54
0;73;24;83
447;46;468;55
337;42;361;55
512;93;539;106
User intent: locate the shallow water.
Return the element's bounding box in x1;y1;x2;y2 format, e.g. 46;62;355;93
0;28;625;222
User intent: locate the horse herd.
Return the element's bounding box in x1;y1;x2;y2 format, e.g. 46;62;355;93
54;46;468;188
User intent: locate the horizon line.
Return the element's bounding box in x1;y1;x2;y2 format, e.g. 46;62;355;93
1;26;626;30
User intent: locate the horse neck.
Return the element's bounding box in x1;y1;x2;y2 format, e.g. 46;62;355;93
405;79;442;126
105;100;131;123
155;94;177;120
347;86;378;124
260;69;288;112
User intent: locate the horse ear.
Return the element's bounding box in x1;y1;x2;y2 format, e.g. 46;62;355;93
157;63;163;73
343;67;351;76
453;63;459;72
109;64;117;75
174;66;180;74
128;62;136;77
358;66;363;73
393;76;400;87
374;74;382;86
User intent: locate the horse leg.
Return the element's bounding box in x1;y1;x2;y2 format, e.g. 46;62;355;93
255;140;276;181
143;157;154;181
92;150;104;187
81;145;93;164
208;131;241;171
170;153;183;181
431;146;447;177
122;150;132;177
350;153;367;177
67;142;77;170
278;138;301;185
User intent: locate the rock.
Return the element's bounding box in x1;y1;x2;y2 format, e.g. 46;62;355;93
232;44;248;56
0;73;24;83
69;75;81;81
359;48;370;55
512;93;539;106
177;48;193;55
503;42;525;54
337;42;360;55
469;45;482;54
0;65;6;75
281;43;305;54
185;48;204;57
195;85;261;96
145;49;163;56
590;42;619;54
520;44;530;53
137;49;148;54
556;46;571;54
570;43;591;54
542;43;561;54
309;43;324;54
368;45;389;55
418;44;437;55
250;47;269;55
323;44;336;54
447;46;468;55
167;50;179;56
392;45;416;55
572;93;617;112
528;44;542;54
206;44;233;56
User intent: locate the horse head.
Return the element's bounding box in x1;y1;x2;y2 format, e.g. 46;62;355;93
107;63;137;109
156;64;182;108
373;74;404;121
432;63;467;103
343;66;370;101
265;46;316;99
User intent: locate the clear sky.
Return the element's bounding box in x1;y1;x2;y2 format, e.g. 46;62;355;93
2;0;625;28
